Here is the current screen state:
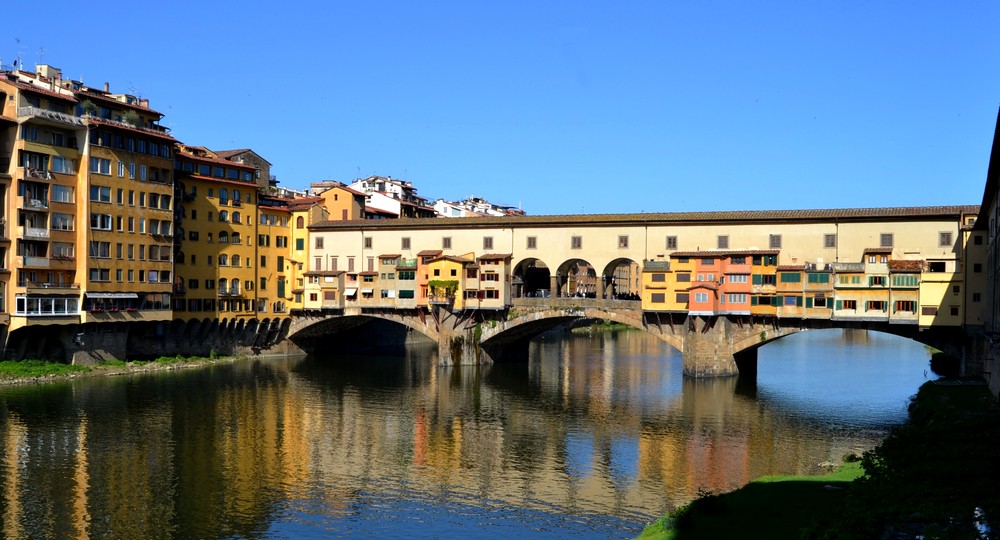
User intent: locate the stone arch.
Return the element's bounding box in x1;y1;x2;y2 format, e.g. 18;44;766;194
601;257;642;300
287;313;439;348
555;258;598;298
480;306;683;353
512;257;552;298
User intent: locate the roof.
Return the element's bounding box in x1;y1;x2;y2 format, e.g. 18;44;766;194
181;174;259;189
427;255;475;265
670;249;779;258
303;270;343;277
832;262;865;272
417;250;443;257
477;253;512;261
888;259;923;272
378;254;401;259
310;205;980;231
86;117;176;142
358;271;378;276
288;196;323;211
686;282;719;291
75;88;163;115
777;265;806;271
2;77;77;103
864;247;894;254
214;148;273;166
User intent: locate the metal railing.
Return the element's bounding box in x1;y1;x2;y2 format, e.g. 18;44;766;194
18;106;86;127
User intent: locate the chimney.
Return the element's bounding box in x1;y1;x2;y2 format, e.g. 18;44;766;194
103;82;109;92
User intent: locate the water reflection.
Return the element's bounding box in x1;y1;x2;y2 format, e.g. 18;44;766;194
0;329;930;539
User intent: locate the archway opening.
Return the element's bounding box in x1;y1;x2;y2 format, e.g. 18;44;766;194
556;259;597;298
513;258;551;298
602;258;642;300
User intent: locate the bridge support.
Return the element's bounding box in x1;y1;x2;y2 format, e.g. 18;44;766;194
680;315;798;378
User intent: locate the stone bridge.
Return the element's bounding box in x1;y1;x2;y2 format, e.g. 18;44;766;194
285;298;970;377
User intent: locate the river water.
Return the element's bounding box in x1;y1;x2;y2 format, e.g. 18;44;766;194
0;328;932;539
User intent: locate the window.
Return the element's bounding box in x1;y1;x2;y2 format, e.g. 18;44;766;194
666;236;677;250
807;273;830;284
729;274;748;283
651;293;665;303
218;211;228;223
128;162;136;179
769;234;781;249
675;293;689;303
973;293;982;302
89;157;111;175
676;273;691;282
824;234;836;248
483;236;493;250
571;236;582;249
717;235;728;249
402;237;411;250
727;293;747;304
694;292;708;303
51;185;74;203
527;236;537;249
296;216;305;228
939;232;952;247
315;237;324;249
779;272;801;282
364;237;373;249
88;268;110;282
880;233;893;248
618;235;629;249
89;185;111;202
232;211;241;224
442;237;452;249
651;273;666;283
90;213;112;230
295;238;304;250
88;241;111;258
895;300;916;313
866;300;887;312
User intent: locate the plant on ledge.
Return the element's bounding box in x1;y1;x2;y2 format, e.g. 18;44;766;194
427;280;459;296
121;109;141;128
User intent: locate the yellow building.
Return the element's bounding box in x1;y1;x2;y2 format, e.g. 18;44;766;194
289;197;325;310
256;195;292;318
173;144;259;321
426;254;475;309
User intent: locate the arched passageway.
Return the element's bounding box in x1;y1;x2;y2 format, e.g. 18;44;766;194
513;258;551;298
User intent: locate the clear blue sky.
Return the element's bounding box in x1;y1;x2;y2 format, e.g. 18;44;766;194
12;2;999;215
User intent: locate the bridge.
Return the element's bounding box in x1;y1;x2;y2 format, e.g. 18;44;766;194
286;296;969;378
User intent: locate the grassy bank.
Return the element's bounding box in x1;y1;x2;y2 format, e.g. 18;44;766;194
636;462;864;540
639;378;1000;540
0;355;241;386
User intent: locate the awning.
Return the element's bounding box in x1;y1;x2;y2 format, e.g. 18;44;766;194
361;288;374;294
344;288;358;296
84;292;139;299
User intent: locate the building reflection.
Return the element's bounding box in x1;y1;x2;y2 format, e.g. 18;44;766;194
0;332;893;537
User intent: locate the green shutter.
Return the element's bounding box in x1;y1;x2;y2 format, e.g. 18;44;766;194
796;296;803;307
806;297;813;308
836;299;842;310
752;274;762;285
751;296;758;306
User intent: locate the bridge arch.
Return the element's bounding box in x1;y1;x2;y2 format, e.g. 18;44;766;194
287;312;441;349
480;306;683;354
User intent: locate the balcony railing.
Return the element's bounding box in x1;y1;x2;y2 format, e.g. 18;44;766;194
23;227;49;239
22;198;49;210
23;282;80;292
18;167;53;181
82;114;171;136
217;289;243;296
18;106;86;127
22;256;49;268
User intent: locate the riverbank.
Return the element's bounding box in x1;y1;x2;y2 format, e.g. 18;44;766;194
636;378;999;539
0;355;248;386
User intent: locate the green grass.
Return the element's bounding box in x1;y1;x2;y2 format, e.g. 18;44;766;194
636;463;864;540
0;360;91;378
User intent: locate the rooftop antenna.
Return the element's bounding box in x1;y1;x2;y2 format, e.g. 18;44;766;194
36;46;44;65
14;37;24;70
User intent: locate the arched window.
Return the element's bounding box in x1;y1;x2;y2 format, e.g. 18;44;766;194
219;231;229;244
219;188;229;205
231;254;241;267
219;211;229;223
232;211;241;224
219;254;229;266
231;280;240;294
218;278;228;293
231;232;241;244
233;190;241;202
296;216;304;229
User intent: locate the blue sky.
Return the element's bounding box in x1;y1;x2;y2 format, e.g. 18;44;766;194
12;2;999;215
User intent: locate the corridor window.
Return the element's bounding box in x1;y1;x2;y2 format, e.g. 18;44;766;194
717;235;728;249
526;236;537;249
939;232;952;247
880;233;893;248
666;236;677;250
571;236;582;249
618;235;629;249
769;234;781;249
483;236;493;250
824;234;837;248
401;237;411;250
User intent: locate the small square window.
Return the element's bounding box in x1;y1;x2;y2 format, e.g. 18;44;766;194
442;237;452;249
717;235;728;249
483;236;493;250
618;235;629;249
824;234;836;248
939;232;952;247
666;236;677;250
402;237;411;250
571;236;582;249
363;237;372;249
527;236;537;249
880;233;893;248
769;234;782;249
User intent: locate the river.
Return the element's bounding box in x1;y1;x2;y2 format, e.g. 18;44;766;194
0;328;933;539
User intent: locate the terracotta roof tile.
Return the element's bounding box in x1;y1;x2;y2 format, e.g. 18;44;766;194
3;78;77;102
417;250;442;257
477;253;512;261
303;270;343;277
310;205;979;231
864;247;894;254
777;265;806;270
75;89;162;115
378;254;401;259
427;255;474;264
86;117;176;142
358;271;378;276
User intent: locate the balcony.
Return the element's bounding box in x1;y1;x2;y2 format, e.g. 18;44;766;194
24;282;80;294
22;226;49;239
22;198;49;211
217;289;243;297
17;106;86;127
17;167;53;182
21;256;49;268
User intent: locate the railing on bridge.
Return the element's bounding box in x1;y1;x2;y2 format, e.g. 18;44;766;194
511;297;642;310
